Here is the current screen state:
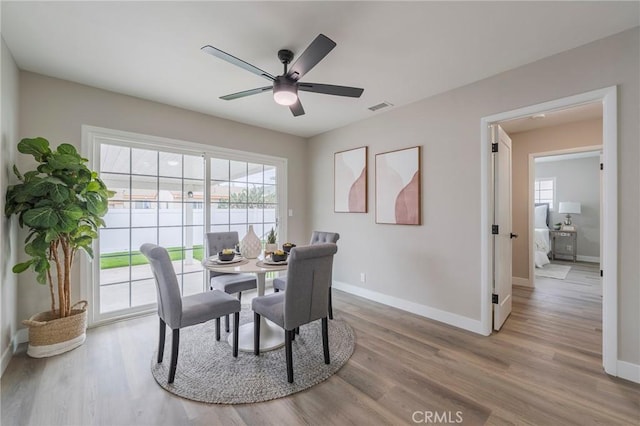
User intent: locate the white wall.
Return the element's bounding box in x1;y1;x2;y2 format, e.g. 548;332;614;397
16;72;308;327
308;28;639;365
536;156;600;260
1;36;20;374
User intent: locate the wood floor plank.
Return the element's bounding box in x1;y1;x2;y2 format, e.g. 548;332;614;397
2;261;639;425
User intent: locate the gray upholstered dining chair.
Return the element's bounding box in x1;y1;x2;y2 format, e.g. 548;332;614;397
273;231;339;319
140;243;241;384
252;243;338;383
205;232;257;332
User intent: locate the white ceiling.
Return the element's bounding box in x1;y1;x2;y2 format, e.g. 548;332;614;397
2;1;638;138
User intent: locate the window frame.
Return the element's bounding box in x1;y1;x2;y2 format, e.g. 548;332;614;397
81;125;288;326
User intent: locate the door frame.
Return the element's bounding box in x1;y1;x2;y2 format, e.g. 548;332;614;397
479;86;617;376
528;145;602;287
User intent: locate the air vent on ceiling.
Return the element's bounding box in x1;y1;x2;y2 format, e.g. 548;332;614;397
368;101;393;112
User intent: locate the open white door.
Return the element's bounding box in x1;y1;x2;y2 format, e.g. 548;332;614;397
493;124;514;330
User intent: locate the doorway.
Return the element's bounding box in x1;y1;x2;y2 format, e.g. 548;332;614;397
529;147;602;288
479;86;618;376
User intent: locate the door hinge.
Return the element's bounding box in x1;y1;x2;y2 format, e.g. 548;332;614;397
492;225;499;235
600;163;603;170
492;294;499;304
600;270;603;277
491;143;498;153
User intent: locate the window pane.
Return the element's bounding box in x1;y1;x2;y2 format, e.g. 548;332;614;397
211;224;230;233
159;152;182;178
539;190;553;200
211;181;229;203
539;180;553;190
184;226;203;253
248;206;263;224
211;158;229;181
104;201;130;228
131;148;158;175
159;202;183;226
264;165;276;184
184;202;204;226
131;279;157;306
184;179;204;201
230;182;248;203
247;163;264;184
100;259;129;285
264;205;277;223
131;261;153;282
184;155;204;180
101;144;130;174
102;173;130;201
100;283;130;313
230;161;247;182
183;272;204;296
264;185;277;203
230;224;247;241
230;207;247;224
131;228;157;252
159;226;183;248
211;204;230;225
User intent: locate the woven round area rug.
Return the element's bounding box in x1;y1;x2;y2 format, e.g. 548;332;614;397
150;311;355;404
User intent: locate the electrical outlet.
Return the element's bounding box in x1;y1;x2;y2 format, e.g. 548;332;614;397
360;273;366;283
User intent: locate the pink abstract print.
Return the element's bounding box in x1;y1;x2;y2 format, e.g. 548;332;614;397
395;171;419;224
334;147;367;212
375;146;420;225
348;168;367;212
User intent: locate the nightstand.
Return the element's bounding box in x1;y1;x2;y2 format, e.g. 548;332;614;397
550;230;577;262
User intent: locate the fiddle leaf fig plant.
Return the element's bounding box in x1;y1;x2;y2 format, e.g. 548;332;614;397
5;137;114;318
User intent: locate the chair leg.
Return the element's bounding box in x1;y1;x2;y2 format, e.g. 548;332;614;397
157;318;166;363
274;288;279;293
233;312;240;357
225;315;230;333
285;330;294;383
168;328;180;383
295;327;300;335
215;317;221;341
253;312;261;356
322;317;330;365
328;288;334;320
291;329;296;341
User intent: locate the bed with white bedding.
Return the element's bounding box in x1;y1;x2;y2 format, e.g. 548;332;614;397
534;204;551;268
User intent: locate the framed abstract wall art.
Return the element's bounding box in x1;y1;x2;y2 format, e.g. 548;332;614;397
375;146;421;225
334;146;367;213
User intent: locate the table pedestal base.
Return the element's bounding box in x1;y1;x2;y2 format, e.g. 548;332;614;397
228;317;285;352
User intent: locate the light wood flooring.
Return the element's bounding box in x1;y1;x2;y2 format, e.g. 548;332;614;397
2;264;639;425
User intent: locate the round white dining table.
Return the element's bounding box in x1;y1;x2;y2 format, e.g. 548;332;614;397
202;256;288;352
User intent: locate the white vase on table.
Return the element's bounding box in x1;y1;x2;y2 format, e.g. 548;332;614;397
240;225;262;259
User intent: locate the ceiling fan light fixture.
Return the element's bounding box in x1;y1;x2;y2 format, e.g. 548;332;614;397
273;77;298;106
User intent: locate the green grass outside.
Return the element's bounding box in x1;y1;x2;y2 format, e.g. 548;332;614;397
100;245;204;269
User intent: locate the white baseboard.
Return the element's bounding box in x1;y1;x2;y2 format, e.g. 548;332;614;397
14;328;28;347
512;277;531;287
617;360;640;384
332;280;486;335
1;329;27;377
1;344;12;377
576;255;600;263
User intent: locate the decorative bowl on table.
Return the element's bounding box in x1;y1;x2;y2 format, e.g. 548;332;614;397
271;250;288;262
218;249;236;262
282;243;296;253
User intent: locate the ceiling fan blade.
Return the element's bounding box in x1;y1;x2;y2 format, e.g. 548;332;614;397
220;86;273;101
289;99;305;117
286;34;336;81
298;83;364;98
202;45;276;81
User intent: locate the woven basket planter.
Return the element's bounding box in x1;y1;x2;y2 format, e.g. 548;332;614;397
22;301;88;358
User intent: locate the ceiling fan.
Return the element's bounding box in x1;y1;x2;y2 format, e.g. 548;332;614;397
201;34;364;117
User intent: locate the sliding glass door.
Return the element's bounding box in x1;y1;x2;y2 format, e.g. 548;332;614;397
87;129;286;322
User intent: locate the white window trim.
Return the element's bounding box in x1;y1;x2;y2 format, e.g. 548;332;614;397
81;125;288;326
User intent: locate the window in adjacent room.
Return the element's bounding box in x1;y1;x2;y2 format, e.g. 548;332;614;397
534;177;555;210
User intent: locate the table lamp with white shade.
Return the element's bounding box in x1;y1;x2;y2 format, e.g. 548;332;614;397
559;202;581;226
